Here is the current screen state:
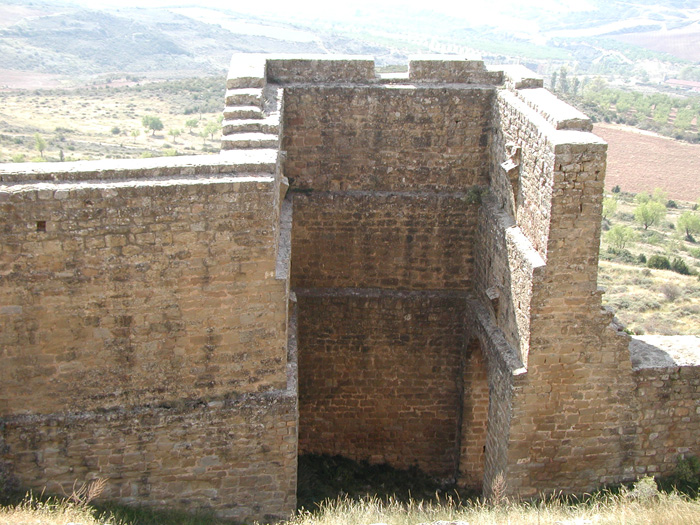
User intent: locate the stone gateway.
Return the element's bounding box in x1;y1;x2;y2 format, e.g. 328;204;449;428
1;55;698;523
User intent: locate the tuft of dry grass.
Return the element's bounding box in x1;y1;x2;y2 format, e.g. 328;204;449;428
285;490;700;525
0;492;123;525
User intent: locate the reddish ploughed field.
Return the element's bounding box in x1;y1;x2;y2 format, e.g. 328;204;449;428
594;123;700;202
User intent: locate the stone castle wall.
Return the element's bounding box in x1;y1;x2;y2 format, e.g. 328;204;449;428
0;155;297;523
282;66;495;478
0;55;698;522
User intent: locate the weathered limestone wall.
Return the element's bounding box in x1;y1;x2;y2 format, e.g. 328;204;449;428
1;395;297;521
629;337;700;478
0;155;297;523
489;85;639;496
284;86;493;191
292;193;477;291
297;292;466;476
457;338;489;488
633;365;700;477
283;63;495;479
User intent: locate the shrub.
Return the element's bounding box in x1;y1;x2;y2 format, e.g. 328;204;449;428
671;257;691;275
637;253;647;264
626;475;660;501
660;283;681;301
602;196;618;219
612;185;621;193
647;255;671;270
667;200;678;208
606;225;636;250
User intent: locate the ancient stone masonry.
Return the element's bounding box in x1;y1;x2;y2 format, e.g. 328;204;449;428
1;55;699;522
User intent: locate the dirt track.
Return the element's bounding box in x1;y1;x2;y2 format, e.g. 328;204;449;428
594;123;700;202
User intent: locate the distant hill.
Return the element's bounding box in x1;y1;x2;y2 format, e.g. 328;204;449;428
0;0;401;86
0;0;698;87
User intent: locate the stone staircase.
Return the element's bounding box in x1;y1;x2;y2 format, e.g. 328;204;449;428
221;75;282;152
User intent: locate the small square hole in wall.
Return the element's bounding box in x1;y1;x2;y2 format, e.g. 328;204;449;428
36;220;46;232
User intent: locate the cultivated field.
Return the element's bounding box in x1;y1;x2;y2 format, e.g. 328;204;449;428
594;123;700;201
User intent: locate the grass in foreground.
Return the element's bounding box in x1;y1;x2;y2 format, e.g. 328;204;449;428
3;488;700;525
0;493;122;525
289;490;700;525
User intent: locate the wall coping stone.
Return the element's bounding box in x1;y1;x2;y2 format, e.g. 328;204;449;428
630;335;700;369
498;64;544;90
499;91;606;151
0;151;278;184
517;88;593;131
0;175;275;195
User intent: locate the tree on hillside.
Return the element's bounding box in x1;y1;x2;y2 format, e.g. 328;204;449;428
34;133;46;159
142;115;164;136
571;77;580;98
678;211;700;241
634;201;666;230
186;118;199;133
635;192;651;204
606;224;635;250
168;128;182;144
602;196;618;220
559;66;569;95
131;129;140;143
652;188;668;204
205;121;219;141
550;70;557;92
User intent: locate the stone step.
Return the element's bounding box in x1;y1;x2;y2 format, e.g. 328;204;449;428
226;75;265;90
223;106;264;120
217;147;278;170
221;133;279;150
225;88;264;108
222;118;280;135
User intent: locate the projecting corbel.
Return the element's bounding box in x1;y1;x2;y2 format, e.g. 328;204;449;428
500;142;521;206
486;286;501;318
